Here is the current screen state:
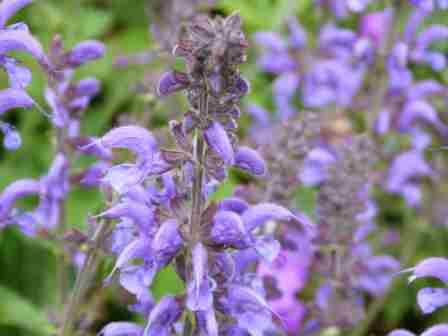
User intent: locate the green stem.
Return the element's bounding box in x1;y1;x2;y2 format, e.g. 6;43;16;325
58;220;109;336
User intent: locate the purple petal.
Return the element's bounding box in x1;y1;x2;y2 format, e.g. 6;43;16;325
152;219;183;266
119;265;155;304
0;29;49;66
257;53;296;74
0;88;33;115
99;201;154;234
387;330;416;336
218;197;249;214
387;150;432;193
242;203;303;232
144;296;182;336
66;40;105;67
0;179;40;221
287;17;307;49
1;56;32;88
156;70;190;96
273;72;300;99
246;103;270;128
421;325;448;336
359;10;392;48
409;257;448;284
234;146;266;176
210;210;250;249
74;77;101;97
398;100;441;131
0;0;32;28
299;147;335;186
99;322;143;336
204;121;234;165
408;80;446;100
195;310;218;336
187;243;214;311
417;287;448;314
0;121;21;150
253;32;287;52
253;235;280;262
110;238;150;276
100;125;158;158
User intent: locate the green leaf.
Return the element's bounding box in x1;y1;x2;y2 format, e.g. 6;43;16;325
0;285;56;336
294;185;317;218
151;266;185;301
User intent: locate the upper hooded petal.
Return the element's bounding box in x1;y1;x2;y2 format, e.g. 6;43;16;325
99;125;158;158
242;203;306;232
144;296;183;336
0;178;39;221
65;40;105;67
421;325;448;336
204;121;234;165
99;322;143;336
409;257;448;284
0;28;49;66
234;146;266;177
0;88;33;115
0;0;32;28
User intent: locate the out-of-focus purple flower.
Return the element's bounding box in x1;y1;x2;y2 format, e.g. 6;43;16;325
0;178;39;223
287;17;307;49
389;325;448;336
99;322;143;336
0;87;34;115
0;0;32;29
319;24;357;59
410;0;448;11
359;9;392;48
242;203;305;232
412;25;448;71
65;40;106;67
299;147;335;186
273;72;300;120
386;150;432;207
302;60;364;108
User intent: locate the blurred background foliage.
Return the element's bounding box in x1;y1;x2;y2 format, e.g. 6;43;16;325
0;1;448;335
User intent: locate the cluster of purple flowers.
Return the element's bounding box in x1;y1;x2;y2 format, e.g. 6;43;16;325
0;0;105;237
242;0;448;335
96;13;308;336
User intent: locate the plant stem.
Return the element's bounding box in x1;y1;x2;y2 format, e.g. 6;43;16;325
190;78;209;242
58;220;109;336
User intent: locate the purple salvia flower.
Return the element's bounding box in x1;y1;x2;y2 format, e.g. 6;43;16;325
0;87;33;115
407;257;448;284
65;40;106;67
204;121;235;165
0;28;49;67
0;0;32;29
152;219;183;266
99;322;144;336
417;287;448;314
234;146;267;176
208;210;250;249
143;296;183;336
0;178;39;223
156;70;190;96
187;242;214;311
242;203;305;232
